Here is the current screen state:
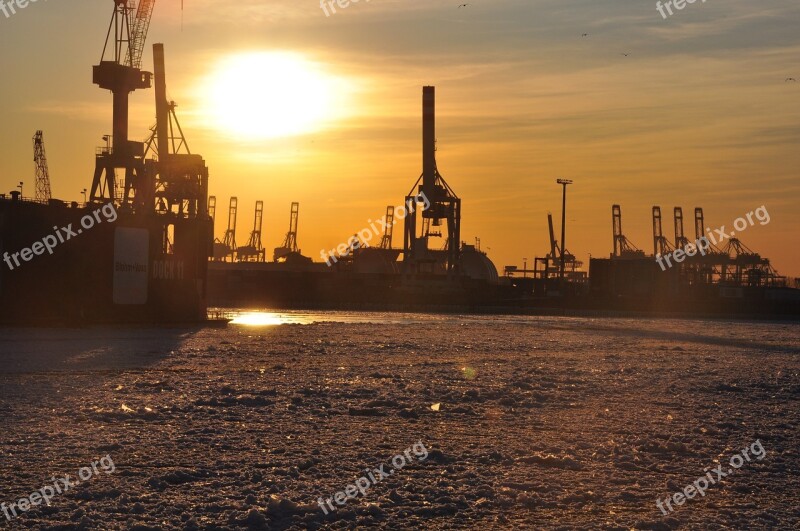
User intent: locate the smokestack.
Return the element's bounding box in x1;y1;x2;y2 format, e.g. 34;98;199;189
153;43;169;160
422;86;436;202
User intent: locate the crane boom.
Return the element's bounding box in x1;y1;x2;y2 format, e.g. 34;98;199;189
127;0;156;70
33;130;52;203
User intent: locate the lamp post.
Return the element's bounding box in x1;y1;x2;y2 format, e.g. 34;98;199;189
17;182;23;197
556;179;573;285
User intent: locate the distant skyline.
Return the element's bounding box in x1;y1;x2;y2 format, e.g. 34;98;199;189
1;0;798;276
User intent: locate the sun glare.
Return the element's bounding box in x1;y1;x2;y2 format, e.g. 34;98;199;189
203;52;348;140
230;312;305;326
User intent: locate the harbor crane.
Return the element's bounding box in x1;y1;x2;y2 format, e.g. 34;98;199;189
532;213;583;281
32;131;52;203
238;201;265;262
379;206;395;249
90;0;156;207
652;206;674;258
612;205;645;258
404;87;461;274
673;207;691;250
274;202;300;262
222;197;238;262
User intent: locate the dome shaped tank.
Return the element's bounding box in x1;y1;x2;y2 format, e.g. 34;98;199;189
459;245;499;282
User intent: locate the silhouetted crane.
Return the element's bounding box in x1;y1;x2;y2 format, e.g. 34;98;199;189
32;130;52;203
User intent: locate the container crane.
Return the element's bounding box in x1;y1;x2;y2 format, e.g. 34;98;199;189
222;197;238;262
237;201;265;262
612;205;645;258
274;202;300;262
673;207;690;250
379;206;395;249
652;206;674;258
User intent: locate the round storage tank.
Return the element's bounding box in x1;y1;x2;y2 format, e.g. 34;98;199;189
459;246;499;282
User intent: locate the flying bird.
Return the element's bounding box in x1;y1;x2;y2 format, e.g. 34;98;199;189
582;33;589;37
458;3;470;7
620;53;630;57
786;77;796;82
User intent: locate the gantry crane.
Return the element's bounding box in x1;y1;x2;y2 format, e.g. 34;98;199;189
673;207;690;250
274;202;300;262
147;43;208;220
32;131;52;203
534;212;583;279
221;197;238;262
404;87;461;274
237;201;265;262
612;205;645;258
652;206;674;258
719;238;785;287
669;206;697;282
693;207;785;287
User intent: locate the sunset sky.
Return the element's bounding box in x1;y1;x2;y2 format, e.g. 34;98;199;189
1;0;798;276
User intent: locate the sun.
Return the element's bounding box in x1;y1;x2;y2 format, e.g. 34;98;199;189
203;52;348;140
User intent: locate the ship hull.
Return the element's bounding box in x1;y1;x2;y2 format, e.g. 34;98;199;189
0;197;212;325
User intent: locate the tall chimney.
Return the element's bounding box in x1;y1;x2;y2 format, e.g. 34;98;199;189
422;86;436;202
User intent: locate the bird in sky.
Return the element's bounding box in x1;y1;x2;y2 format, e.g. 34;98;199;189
582;33;589;37
621;53;630;57
458;3;470;7
786;77;796;82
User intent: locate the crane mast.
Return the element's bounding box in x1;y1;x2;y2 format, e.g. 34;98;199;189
32;130;52;203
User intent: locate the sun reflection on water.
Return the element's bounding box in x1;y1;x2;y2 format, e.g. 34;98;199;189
230;312;308;326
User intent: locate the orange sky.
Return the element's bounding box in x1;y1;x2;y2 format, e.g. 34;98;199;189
1;0;798;276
